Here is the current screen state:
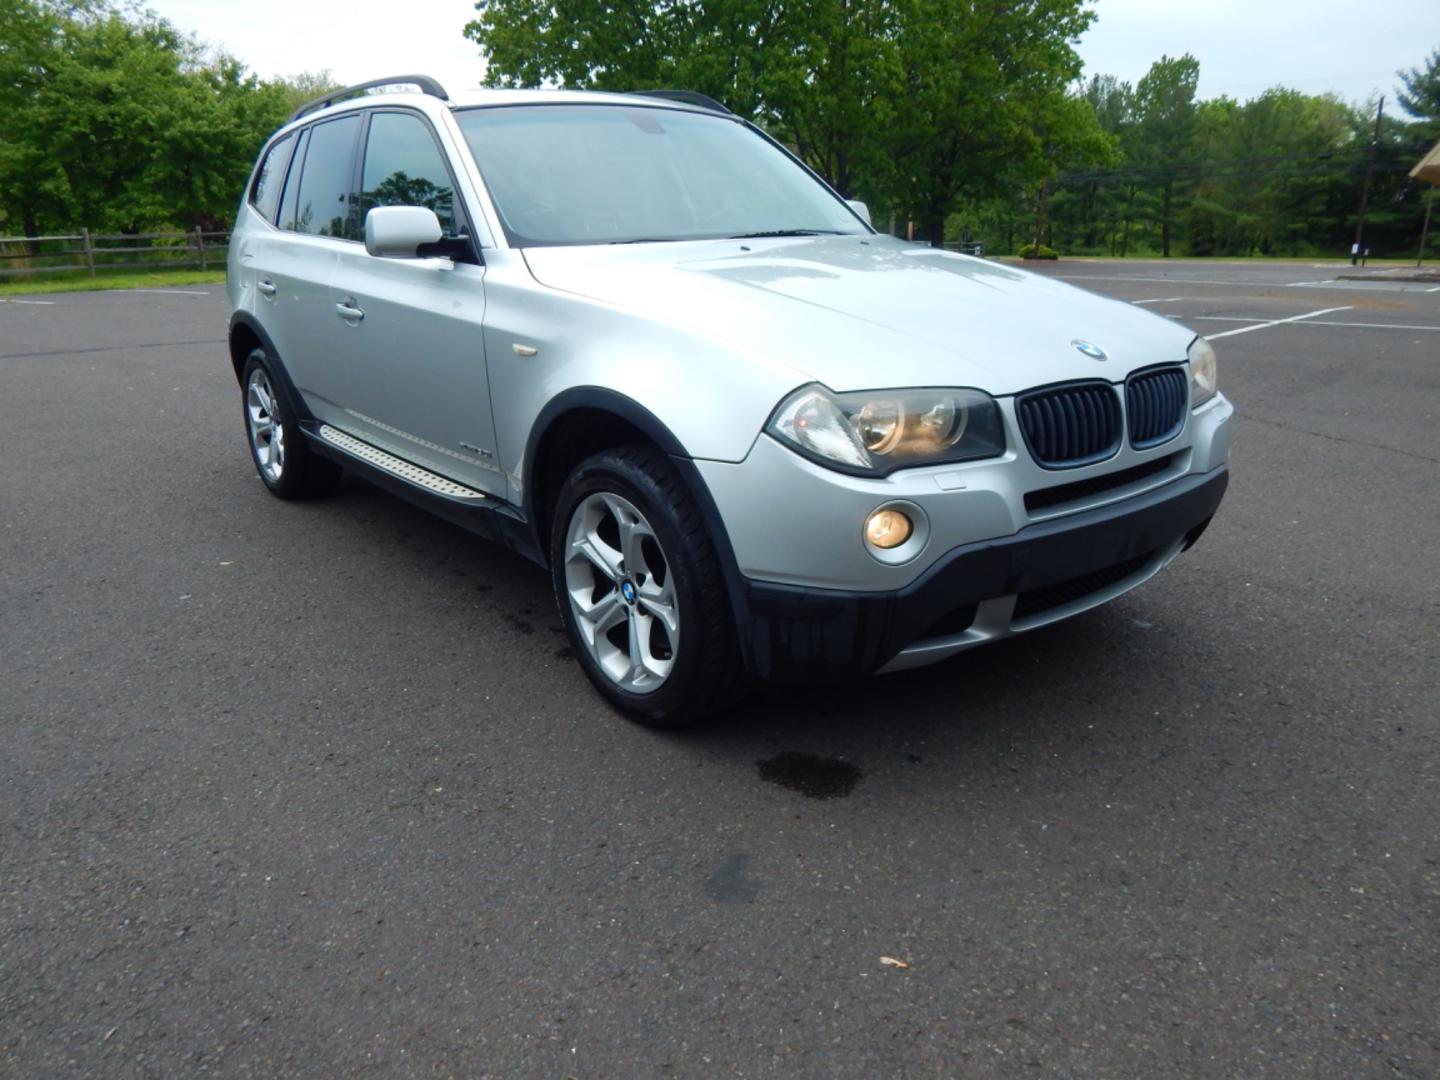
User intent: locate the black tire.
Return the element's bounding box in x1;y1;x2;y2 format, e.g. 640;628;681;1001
240;348;341;500
550;445;746;727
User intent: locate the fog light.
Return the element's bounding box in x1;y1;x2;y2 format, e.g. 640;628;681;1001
865;508;913;549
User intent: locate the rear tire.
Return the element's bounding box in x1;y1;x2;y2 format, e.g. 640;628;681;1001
551;445;745;727
241;348;340;500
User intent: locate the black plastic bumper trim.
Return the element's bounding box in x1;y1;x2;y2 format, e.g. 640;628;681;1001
740;465;1229;681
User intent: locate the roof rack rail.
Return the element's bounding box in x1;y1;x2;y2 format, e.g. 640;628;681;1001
289;74;450;123
627;90;733;115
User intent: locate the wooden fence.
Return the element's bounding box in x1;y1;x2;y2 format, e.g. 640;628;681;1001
0;228;230;278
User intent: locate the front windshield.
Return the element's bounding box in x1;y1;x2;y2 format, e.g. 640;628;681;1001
455;104;868;247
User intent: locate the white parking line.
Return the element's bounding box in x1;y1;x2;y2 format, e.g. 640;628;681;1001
1277;319;1440;331
1287;281;1433;292
1058;273;1427;293
1203;306;1353;340
1197;315;1440;332
1131;297;1184;305
0;297;55;305
1059;274;1258;287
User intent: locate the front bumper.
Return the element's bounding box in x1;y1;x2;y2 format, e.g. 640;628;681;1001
736;465;1228;680
694;390;1232;679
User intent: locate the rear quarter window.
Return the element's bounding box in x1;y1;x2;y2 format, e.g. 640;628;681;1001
249;132;296;225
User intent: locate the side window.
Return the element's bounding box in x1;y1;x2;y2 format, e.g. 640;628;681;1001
361;112;457;236
277;128;308;232
250;133;296;224
293;115;362;240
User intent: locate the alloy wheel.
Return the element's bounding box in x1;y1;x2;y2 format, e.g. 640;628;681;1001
563;492;679;693
246;367;285;484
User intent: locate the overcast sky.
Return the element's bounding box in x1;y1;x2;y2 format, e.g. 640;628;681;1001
145;0;1436;111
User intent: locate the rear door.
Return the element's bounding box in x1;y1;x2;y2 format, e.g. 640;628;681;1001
232;127;298;314
233;128;314;379
264;114;365;426
327;109;501;494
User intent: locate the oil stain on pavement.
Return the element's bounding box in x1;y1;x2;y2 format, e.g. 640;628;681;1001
756;751;862;799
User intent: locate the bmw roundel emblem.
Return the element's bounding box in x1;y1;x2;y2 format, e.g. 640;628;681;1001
621;580;637;604
1072;339;1108;361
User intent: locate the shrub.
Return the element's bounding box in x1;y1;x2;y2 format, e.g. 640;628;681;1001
1018;243;1059;260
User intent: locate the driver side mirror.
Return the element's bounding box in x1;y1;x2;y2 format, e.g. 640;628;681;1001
365;206;453;258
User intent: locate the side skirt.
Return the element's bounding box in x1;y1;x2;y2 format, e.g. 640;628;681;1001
302;421;545;567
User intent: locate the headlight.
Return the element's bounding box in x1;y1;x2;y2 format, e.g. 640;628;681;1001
1188;337;1218;406
767;384;1005;476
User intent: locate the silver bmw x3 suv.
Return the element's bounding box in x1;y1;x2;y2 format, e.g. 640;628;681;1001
227;75;1232;726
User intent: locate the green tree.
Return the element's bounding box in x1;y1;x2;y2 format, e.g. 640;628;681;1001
878;0;1094;242
464;0;1094;243
270;69;344;115
1130;54;1200;257
1033;43;1440;259
0;1;289;235
0;0;70;234
1071;74;1133;252
1081;73;1131;134
1177;90;1359;256
1026;92;1115;249
465;0;906;207
1396;44;1440;143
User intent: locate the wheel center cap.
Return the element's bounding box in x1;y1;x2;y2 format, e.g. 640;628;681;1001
620;579;637;605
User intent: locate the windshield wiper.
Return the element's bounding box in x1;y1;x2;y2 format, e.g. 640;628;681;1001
725;229;848;239
608;237;692;245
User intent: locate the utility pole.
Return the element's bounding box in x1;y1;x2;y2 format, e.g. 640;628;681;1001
1420;189;1434;268
1352;96;1383;265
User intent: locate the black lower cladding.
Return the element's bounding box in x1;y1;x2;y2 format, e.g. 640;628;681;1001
1011;549;1156;622
741;466;1228;681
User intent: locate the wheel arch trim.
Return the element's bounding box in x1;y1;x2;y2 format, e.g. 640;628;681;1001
522;387;687;505
227;312;313;423
523;387;759;671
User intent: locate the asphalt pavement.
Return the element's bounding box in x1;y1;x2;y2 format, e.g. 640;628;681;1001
2;263;1437;1077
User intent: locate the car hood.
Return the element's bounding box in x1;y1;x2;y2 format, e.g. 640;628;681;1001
521;235;1196;396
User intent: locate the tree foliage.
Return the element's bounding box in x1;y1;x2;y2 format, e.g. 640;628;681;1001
1397;45;1440;144
977;50;1439;258
465;0;1097;241
271;69;345;114
1128;54;1199;256
0;0;291;234
465;7;1435;256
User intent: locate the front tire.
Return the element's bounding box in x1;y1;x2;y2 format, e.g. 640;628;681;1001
551;446;744;727
241;349;340;500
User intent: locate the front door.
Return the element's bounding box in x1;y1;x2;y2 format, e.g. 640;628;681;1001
327;109;502;495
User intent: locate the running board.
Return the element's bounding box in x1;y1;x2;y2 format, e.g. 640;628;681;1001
317;425;489;502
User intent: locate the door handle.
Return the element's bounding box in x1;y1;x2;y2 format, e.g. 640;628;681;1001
335;298;364;322
256;279;276;297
